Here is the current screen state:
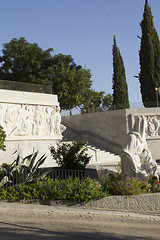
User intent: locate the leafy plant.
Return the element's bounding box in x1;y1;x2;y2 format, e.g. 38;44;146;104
148;175;160;193
0;150;48;187
49;140;91;170
101;173;150;195
0;177;108;202
0;125;6;151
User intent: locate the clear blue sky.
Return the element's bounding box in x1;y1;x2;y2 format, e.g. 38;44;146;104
0;0;160;106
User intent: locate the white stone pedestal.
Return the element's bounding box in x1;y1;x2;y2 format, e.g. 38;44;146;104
0;89;64;166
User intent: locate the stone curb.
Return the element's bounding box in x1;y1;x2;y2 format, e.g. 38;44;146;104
0;192;160;213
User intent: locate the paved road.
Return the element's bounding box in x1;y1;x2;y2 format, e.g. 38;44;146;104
0;202;160;240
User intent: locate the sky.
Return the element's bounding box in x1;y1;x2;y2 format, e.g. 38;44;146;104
0;0;160;108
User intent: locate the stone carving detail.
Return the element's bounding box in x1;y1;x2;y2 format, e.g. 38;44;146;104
146;116;160;137
0;103;64;138
121;116;158;181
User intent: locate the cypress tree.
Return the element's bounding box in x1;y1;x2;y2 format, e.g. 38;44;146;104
139;0;160;107
112;35;129;109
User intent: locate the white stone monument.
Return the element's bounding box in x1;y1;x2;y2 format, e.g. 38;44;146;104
0;89;65;167
121;116;158;181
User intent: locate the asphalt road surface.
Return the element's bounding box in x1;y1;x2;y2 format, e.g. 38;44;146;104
0;202;159;240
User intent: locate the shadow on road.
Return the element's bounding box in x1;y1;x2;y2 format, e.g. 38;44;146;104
0;221;157;240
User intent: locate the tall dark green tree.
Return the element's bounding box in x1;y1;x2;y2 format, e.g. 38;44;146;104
112;35;129;109
139;0;160;107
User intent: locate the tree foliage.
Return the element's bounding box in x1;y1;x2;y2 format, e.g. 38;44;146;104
112;35;129;109
139;0;160;107
0;37;113;112
80;89;112;113
0;38;95;111
0;37;54;85
52;54;92;111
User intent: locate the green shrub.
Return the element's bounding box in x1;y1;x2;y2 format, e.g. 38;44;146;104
36;177;108;201
0;125;6;151
148;176;160;193
101;173;150;195
0;163;12;181
0;177;108;202
49;140;91;170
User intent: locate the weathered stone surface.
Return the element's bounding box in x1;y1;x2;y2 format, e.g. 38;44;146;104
121;116;158;180
62;108;160;173
0;89;65;166
1;193;160;212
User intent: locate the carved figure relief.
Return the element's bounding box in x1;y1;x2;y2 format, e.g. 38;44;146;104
0;103;63;138
130;115;160;138
121;116;158;181
146;116;160;137
54;106;61;135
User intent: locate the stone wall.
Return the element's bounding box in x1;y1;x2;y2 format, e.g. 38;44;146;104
62;108;160;163
0;89;64;166
126;108;160;162
62;110;127;153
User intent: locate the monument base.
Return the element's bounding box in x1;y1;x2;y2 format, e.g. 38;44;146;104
0;139;60;167
0;89;65;167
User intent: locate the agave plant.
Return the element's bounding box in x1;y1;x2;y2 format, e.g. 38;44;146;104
0;150;48;187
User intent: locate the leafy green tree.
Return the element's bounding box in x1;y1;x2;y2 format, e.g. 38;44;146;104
80;89;112;113
139;0;160;107
52;54;92;111
112;35;129;109
0;38;103;112
0;37;54;85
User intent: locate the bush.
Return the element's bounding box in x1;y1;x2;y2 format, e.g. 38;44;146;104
0;177;108;202
37;177;107;201
0;125;6;151
0;151;48;187
148;175;160;193
101;173;150;195
49;140;91;170
0;163;12;181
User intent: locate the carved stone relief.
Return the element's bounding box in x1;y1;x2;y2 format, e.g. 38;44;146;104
131;115;160;138
121;116;159;181
0;103;64;138
145;116;160;137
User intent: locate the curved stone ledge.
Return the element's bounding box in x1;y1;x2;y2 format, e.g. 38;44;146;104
1;193;160;213
86;193;160;212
